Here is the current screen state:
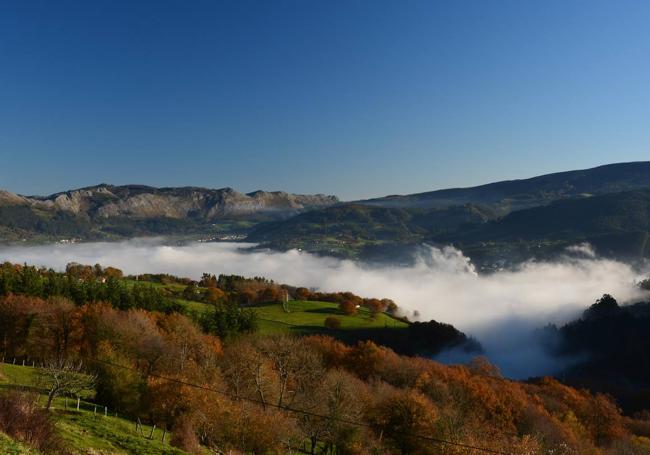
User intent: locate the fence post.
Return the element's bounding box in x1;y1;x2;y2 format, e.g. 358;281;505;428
77;397;80;411
148;424;156;440
12;357;15;364
22;359;24;366
161;428;167;444
137;418;145;436
65;397;68;410
93;405;97;416
104;406;107;417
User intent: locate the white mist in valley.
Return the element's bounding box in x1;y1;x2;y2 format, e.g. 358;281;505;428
1;239;647;378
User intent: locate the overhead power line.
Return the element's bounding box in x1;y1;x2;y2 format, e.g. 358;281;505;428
89;356;512;455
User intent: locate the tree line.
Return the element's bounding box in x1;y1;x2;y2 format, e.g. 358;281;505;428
0;262;181;313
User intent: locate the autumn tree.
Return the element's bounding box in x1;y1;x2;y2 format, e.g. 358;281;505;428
199;273;218;288
295;287;311;300
346;340;387;380
103;266;124;279
0;294;39;358
366;298;385;318
382;298;399;315
299;369;366;454
368;387;438;454
29;297;80;360
339;300;357;316
256;334;325;409
203;287;225;304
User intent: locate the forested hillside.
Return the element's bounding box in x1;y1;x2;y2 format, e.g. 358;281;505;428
2;261;650;453
249;189;650;266
359;161;650;211
549;293;650;415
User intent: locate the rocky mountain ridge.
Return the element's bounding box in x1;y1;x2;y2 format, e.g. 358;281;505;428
1;184;339;220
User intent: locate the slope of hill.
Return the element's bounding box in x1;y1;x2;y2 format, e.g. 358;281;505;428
359;161;650;212
3;263;650;453
139;279;475;357
0;363;184;455
435;189;650;264
548;294;650;414
247;203;495;259
249;190;650;264
249;164;650;266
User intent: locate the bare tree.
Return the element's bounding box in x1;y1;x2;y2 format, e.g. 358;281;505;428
38;357;96;410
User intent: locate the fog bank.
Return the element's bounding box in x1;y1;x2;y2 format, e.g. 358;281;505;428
1;239;647;377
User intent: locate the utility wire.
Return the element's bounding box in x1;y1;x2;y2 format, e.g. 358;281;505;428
89;356;512;455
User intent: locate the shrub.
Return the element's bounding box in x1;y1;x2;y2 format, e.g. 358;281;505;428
170;416;201;454
0;391;61;453
324;316;342;330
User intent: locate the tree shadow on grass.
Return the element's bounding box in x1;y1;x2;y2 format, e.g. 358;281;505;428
304;308;345;315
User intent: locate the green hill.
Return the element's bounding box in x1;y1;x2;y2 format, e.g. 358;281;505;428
251;299;409;334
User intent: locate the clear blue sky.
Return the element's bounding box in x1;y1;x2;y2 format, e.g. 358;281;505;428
1;0;649;200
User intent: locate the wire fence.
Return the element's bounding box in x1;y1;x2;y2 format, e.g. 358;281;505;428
1;355;514;454
0;357;170;444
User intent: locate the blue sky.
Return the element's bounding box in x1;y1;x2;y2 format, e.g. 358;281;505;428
0;0;649;200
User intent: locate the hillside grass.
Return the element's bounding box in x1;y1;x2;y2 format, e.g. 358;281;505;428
0;432;39;455
173;293;409;335
0;363;186;455
127;279;409;335
251;300;408;334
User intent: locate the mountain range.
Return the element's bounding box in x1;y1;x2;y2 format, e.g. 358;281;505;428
2;161;650;267
0;184;337;241
248;161;650;266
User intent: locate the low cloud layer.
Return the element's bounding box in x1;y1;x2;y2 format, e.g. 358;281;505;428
1;239;647;377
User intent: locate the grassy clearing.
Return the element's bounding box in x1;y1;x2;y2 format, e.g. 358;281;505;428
127;277;409;333
166;292;408;335
252;300;408;334
138;278;409;335
0;363;39;388
0;363;186;455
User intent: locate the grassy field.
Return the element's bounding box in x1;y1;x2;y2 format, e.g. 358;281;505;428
0;363;186;455
178;296;409;335
127;279;409;335
251;300;408;334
